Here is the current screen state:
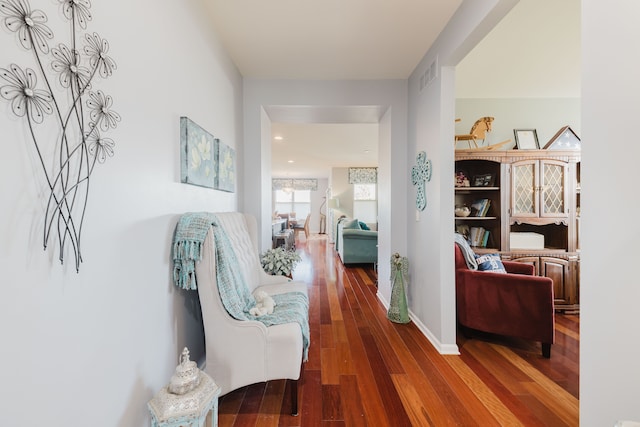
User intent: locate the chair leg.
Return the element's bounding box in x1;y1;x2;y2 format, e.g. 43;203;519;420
290;379;298;416
458;324;473;339
542;342;551;358
290;360;305;416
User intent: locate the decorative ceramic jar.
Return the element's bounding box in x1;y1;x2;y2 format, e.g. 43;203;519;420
148;347;221;427
455;205;471;217
168;348;201;395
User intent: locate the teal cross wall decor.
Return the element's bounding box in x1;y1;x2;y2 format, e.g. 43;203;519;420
411;151;432;211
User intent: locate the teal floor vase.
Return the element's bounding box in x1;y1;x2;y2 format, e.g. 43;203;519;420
387;254;410;324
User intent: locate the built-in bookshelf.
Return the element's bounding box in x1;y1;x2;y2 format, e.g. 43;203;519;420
454;159;501;251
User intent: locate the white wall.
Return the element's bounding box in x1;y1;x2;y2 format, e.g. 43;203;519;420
455;0;580;100
406;0;518;354
331;167;354;219
581;1;640;424
0;0;242;425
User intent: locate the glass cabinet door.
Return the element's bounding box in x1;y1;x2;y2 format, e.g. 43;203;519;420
512;160;538;217
512;160;568;218
541;160;568;217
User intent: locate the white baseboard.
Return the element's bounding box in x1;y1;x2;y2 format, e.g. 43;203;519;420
376;291;460;355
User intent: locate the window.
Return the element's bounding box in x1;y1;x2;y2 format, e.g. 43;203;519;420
353;184;377;224
274;190;311;220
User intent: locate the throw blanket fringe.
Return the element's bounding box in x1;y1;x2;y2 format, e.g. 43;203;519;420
172;212;310;360
455;232;478;270
173;212;220;290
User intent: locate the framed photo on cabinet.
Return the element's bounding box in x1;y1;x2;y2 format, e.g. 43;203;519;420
514;129;539;149
472;173;495;187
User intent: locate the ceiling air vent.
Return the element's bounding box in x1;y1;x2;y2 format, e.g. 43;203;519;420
419;56;438;92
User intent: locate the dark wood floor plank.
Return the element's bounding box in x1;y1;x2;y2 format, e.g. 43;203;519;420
215;235;579;427
321;384;343;422
277;381;300;427
319;278;332;325
257;380;286;421
338;375;368;427
338;288;392;426
320;324;334;348
335;340;354;376
395;325;496;426
320;347;340;385
233;382;267;427
358;326;413;426
300;370;322;427
517;394;573;427
456;345;549;426
343;268;406;375
463;340;535;395
347;272;475;425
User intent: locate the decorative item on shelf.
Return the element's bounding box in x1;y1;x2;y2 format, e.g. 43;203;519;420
260;246;301;277
455;205;471;217
169;348;201;395
470;198;491;217
472;173;495;187
387;253;410;324
411;151;432;211
455;117;494;148
514;129;540;149
455;171;470;187
469;227;490;248
0;0;120;272
543;125;581;150
148;347;221;427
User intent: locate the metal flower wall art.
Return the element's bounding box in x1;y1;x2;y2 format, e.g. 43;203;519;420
0;0;120;272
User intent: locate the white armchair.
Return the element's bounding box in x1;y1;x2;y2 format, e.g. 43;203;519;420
194;212;308;415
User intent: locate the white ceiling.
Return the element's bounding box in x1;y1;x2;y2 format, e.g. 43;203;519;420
202;0;580;178
202;0;463;80
271;122;379;179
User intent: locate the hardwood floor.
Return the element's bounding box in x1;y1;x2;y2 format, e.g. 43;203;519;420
217;234;579;426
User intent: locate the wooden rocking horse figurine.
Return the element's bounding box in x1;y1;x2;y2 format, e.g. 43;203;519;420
455;117;494;148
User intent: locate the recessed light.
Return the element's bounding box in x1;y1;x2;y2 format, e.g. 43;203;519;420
364;149;371;154
274;135;283;140
288;160;294;163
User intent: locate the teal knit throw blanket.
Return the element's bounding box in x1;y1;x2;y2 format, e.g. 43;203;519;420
172;212;310;360
454;232;478;270
173;212;220;290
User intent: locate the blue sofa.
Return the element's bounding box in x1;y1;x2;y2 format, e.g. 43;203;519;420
336;218;378;265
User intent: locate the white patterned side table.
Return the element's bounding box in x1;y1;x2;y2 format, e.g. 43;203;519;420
148;372;220;427
148;348;221;427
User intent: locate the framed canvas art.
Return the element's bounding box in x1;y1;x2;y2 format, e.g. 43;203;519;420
215;139;236;192
180;117;216;189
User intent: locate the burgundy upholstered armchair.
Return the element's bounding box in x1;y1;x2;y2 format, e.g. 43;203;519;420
454;244;555;358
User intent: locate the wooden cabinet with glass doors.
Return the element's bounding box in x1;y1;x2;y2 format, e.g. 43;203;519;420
455;150;580;312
